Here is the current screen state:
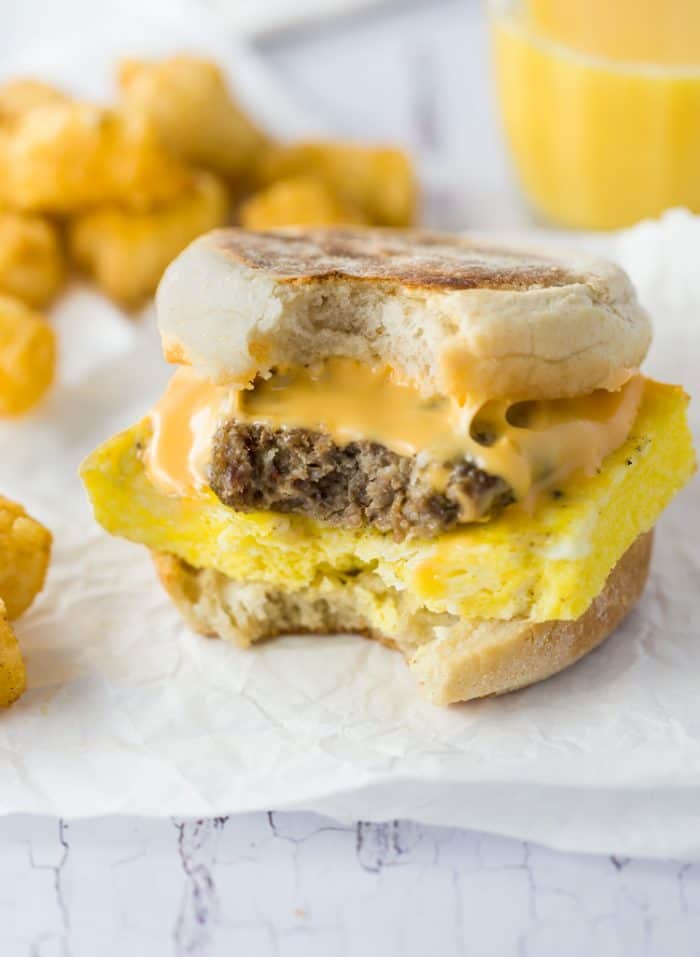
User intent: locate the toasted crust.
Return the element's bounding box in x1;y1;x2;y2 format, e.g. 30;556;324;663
211;228;580;290
156;227;651;401
152;532;652;705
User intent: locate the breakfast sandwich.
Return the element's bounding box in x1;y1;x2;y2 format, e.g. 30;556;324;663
81;228;695;704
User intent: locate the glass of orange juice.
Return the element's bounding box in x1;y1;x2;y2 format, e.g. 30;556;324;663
490;0;700;229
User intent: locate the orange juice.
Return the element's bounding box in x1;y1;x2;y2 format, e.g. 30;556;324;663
491;0;700;228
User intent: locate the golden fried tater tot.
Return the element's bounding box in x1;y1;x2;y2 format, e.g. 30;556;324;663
119;56;266;180
0;212;65;307
0;79;68;126
0;295;56;416
0;598;25;707
0;495;52;621
256;141;417;227
69;171;230;307
0;103;192;214
240;176;367;229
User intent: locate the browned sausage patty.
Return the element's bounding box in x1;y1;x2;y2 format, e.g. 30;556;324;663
208;421;512;541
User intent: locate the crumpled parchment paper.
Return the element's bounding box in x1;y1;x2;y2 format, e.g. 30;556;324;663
0;209;695;859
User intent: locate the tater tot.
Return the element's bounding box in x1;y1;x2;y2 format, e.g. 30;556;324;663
0;295;56;415
119;56;266;181
257;141;417;227
0;495;52;621
0;102;192;214
0;598;26;707
240;176;367;229
68;171;230;307
0;79;69;126
0;212;65;307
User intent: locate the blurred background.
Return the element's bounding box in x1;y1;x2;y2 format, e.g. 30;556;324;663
256;0;700;232
0;0;697;440
256;0;519;229
0;0;521;233
2;0;697;242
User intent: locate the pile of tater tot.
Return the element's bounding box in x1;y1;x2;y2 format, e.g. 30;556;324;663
0;55;416;419
0;496;51;706
0;55;416;704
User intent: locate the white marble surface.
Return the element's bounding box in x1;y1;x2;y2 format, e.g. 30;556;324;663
4;2;699;954
5;814;700;955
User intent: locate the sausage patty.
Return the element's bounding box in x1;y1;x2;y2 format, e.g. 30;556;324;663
208;421;512;541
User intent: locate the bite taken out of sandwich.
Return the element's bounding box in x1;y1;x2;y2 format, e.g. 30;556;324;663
81;228;695;705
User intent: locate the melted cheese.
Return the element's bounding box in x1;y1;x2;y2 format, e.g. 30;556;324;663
145;371;230;497
146;359;643;505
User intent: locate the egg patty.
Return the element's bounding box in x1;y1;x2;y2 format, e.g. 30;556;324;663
81;380;694;623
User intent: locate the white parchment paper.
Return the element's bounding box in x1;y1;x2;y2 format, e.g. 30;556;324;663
0;210;696;858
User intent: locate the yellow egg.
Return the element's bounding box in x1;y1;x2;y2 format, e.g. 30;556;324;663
81;380;695;624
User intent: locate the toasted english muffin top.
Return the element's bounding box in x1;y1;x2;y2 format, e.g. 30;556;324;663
157;227;651;400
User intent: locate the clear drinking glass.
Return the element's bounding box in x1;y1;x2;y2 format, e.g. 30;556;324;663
490;0;700;229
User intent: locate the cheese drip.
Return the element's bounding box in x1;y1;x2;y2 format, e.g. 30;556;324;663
145;360;643;504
